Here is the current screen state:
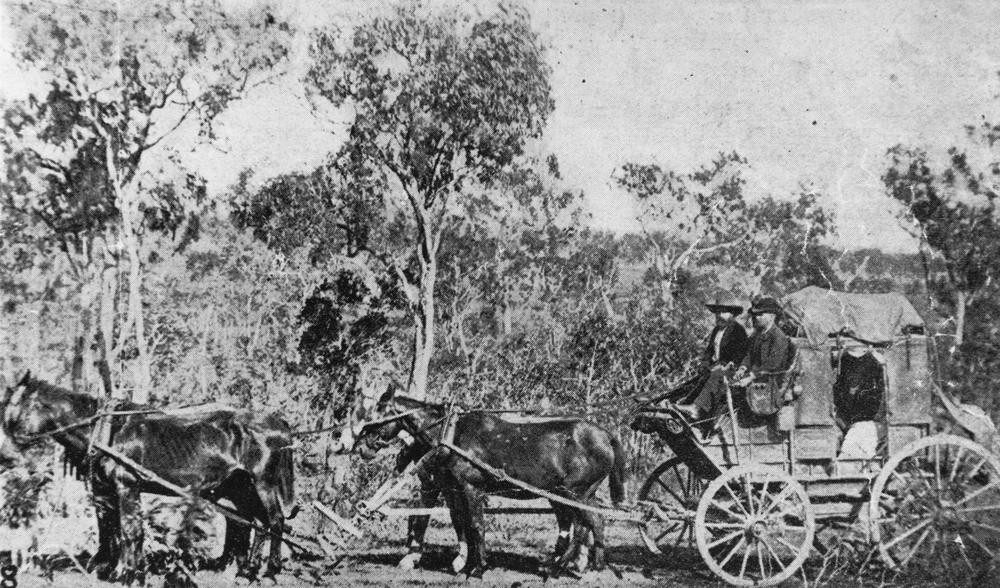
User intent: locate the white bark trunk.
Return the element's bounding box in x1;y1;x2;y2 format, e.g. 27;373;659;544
954;289;967;350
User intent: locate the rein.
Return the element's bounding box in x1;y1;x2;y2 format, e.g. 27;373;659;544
12;408;167;444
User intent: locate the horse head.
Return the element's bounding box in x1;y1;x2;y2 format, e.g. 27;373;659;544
348;384;445;461
1;371;98;452
1;371;35;465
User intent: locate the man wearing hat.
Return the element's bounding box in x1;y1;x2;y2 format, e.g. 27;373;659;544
735;296;794;388
674;293;749;420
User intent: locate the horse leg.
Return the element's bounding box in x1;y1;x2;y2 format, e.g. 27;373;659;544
207;473;257;572
227;478;270;580
205;497;251;572
256;484;286;579
399;473;440;570
575;509;607;571
89;489;121;580
444;485;470;574
460;483;487;578
548;503;576;568
114;469;145;585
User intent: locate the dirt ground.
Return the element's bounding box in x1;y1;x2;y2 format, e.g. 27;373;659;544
5;504;751;588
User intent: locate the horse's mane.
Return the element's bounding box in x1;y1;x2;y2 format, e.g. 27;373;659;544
10;374;108;479
24;375;104;413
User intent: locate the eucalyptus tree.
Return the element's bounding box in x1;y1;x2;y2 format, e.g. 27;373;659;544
1;0;292;399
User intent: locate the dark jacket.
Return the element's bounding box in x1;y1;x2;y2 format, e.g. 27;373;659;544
703;321;749;366
741;325;794;375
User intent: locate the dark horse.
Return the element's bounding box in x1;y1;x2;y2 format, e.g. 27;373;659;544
346;388;626;577
0;372;295;583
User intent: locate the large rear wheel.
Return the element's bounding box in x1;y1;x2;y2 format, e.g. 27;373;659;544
695;465;815;586
869;434;1000;574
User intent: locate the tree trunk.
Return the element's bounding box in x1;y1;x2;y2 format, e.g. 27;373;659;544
408;257;437;401
121;191;151;403
97;257;118;398
954;289;967;350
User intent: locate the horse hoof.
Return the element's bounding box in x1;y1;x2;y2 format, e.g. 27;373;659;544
398;552;421;570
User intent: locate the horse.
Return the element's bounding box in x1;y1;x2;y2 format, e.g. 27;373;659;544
341;387;627;578
0;372;296;583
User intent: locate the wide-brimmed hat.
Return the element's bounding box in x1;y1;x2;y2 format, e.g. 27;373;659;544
749;296;783;316
705;292;744;314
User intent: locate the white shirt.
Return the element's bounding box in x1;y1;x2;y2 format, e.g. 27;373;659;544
712;328;725;362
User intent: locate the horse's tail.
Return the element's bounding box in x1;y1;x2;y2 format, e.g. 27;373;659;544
609;434;627;506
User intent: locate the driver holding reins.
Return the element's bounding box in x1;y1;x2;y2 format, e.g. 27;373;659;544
674;293;749;420
677;296;792;421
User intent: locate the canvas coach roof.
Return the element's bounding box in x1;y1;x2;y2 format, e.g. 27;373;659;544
782;286;925;346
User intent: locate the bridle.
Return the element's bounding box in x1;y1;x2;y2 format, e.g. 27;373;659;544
356;404;449;452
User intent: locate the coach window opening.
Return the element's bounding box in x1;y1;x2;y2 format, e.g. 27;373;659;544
832;343;887;430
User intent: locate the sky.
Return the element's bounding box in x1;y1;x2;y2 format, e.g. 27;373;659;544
4;0;1000;252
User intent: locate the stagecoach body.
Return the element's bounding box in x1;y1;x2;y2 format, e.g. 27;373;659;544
632;286;1000;586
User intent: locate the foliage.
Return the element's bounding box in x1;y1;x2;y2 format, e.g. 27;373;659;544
615;153;836;302
0;461;52;529
302;0;554;398
1;0;294;400
883;143;1000;346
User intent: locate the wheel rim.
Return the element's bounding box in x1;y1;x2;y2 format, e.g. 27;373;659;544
870;434;1000;573
695;465;815;587
639;457;704;549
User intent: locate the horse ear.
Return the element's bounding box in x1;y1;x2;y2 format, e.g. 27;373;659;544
18;370;31;385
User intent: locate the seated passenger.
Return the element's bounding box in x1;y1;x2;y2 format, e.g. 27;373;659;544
671;294;748;420
677;296;792;420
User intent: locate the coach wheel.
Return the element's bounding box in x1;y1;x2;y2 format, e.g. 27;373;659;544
869;434;1000;572
638;456;703;550
695;465;815;586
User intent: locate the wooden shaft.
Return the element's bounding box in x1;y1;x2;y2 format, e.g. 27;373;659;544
312;501;364;538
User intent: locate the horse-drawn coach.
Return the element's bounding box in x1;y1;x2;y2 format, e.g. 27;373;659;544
632;286;1000;585
2;287;998;587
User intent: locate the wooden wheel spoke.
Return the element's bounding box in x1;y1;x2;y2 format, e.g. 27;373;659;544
965;457;989;480
948;447;967;484
955;479;1000;508
672;467;684;493
742;475;756;515
754;471;772;507
882;519;932;552
755;539;766;578
963;530;1000;560
719;536;748;568
899;525;932;567
737;540;751;578
959;503;1000;514
934;443;942;493
655;522;682;543
759;536;790;572
761;483;796;516
656;478;685;505
968;521;1000;536
773;534;804;554
675;521;692;547
709;499;746;522
722;485;751;518
709;529;745;549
